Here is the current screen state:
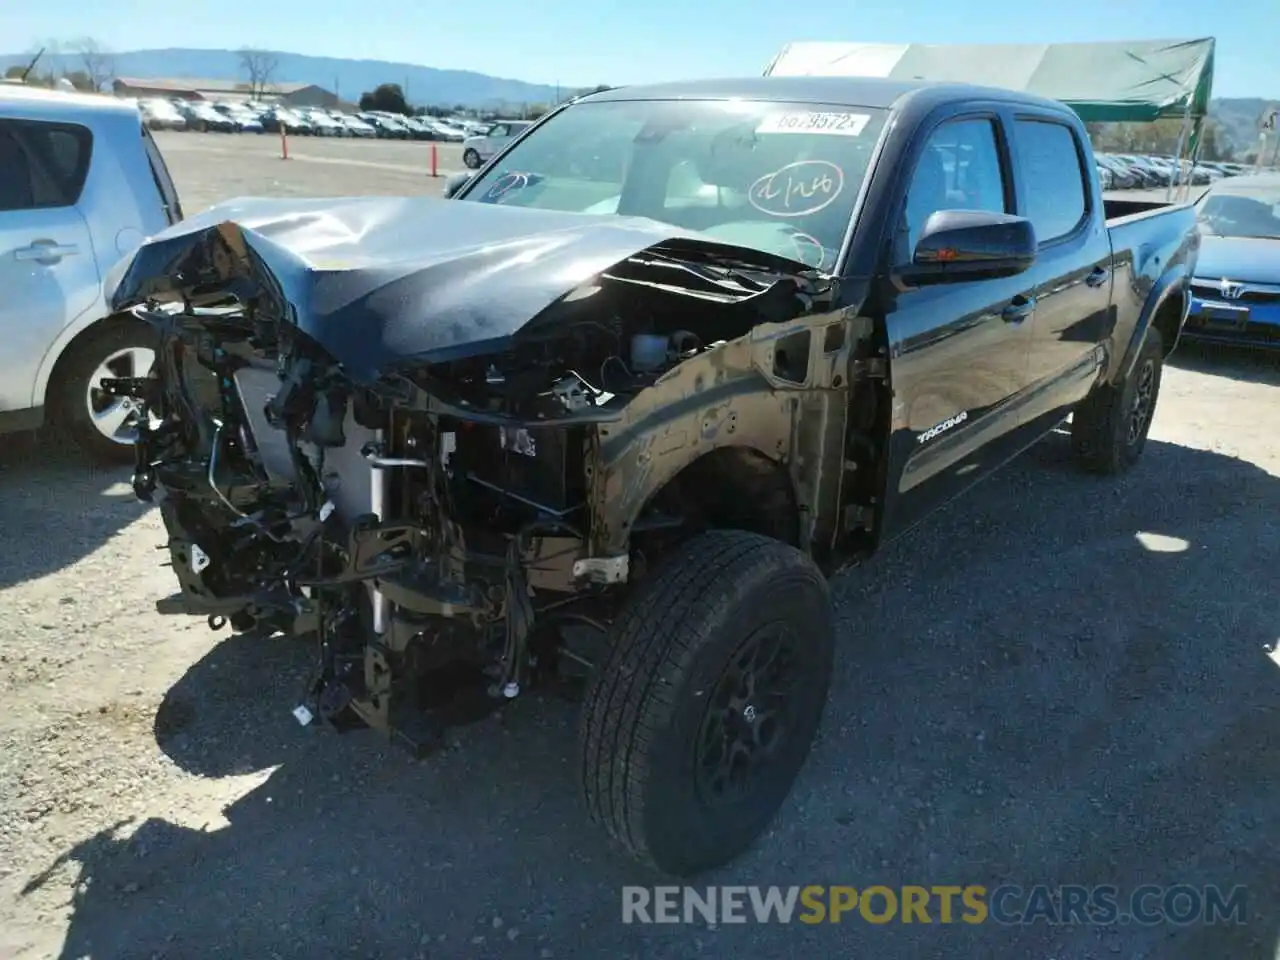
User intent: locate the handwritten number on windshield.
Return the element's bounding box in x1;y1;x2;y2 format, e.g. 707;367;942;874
483;172;536;202
749;161;844;218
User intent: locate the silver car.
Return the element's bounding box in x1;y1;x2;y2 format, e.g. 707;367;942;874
461;120;532;169
0;84;182;463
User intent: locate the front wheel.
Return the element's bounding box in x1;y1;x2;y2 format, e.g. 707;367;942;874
52;321;157;466
579;530;835;877
462;148;481;169
1071;326;1164;474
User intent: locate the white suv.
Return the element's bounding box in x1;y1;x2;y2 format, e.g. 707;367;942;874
0;84;183;463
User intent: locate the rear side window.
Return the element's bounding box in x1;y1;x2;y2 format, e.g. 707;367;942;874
1014;119;1088;244
0;119;92;211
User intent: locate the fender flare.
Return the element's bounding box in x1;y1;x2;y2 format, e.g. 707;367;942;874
1112;266;1190;385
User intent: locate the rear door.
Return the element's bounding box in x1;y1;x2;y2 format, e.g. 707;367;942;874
1010;114;1113;431
0;117;99;416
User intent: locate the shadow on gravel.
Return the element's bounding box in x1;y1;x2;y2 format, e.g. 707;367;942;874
1168;340;1280;387
21;436;1280;960
0;429;148;589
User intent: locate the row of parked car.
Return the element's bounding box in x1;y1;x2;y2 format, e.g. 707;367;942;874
136;96;485;143
1094;152;1254;190
135;97;1257;190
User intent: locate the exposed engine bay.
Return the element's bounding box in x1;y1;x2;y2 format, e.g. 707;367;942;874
102;197;877;754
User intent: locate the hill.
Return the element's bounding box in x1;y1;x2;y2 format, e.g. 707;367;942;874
1210;97;1275;157
0;47;579;109
2;47;1275;148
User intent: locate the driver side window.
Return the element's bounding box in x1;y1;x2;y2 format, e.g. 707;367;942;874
904;118;1008;255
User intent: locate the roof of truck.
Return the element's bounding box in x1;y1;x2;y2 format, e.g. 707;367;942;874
578;76;1072;114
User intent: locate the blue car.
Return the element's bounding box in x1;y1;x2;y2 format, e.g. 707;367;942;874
1184;173;1280;348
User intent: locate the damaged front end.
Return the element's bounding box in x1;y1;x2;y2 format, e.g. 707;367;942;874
104;197;849;754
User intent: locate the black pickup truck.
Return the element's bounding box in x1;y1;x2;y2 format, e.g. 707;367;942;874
104;76;1198;878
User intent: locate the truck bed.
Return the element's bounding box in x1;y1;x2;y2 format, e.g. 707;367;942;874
1104;189;1206;223
1104;197;1187;222
1100;196;1200;377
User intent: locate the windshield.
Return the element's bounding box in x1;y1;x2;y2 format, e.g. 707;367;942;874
1196;182;1280;239
460;98;890;271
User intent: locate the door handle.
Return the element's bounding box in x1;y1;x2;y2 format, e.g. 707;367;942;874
1085;266;1110;288
14;241;80;262
1002;295;1036;323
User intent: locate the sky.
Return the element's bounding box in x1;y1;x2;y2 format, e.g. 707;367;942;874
3;0;1276;98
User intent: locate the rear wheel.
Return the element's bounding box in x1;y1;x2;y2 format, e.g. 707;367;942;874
463;148;481;169
52;320;157;466
1071;326;1164;474
579;530;835;876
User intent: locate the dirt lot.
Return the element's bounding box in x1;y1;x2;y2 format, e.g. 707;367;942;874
1;134;1278;959
152;130;464;211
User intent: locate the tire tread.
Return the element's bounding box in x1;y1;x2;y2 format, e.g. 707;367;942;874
1071;327;1163;475
579;529;828;870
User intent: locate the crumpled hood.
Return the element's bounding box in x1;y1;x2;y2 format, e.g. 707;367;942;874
105;195;817;383
1192;235;1280;286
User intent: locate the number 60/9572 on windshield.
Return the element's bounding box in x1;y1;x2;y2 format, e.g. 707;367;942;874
756;112;873;136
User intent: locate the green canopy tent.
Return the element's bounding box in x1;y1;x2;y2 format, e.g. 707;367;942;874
764;39;1216;197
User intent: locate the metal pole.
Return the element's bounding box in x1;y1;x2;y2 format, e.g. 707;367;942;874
1166;99;1194;202
1256;108;1278;171
1179;118;1205;204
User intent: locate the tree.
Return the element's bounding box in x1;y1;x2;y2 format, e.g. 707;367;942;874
63;69;95;92
1087;117;1235;163
1197;120;1233;162
3;66;25;80
564;83;614;102
358;83;410;115
524;103;549;120
237;47;279;100
69;37;115;92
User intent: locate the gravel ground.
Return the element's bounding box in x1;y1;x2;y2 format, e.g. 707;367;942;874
0;134;1278;960
152;130;464;211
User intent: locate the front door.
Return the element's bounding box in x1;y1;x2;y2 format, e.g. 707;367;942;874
0;117;99;418
484;124;511;158
876;112;1037;539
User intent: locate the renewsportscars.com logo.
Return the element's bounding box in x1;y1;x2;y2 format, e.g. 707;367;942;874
622;885;1249;926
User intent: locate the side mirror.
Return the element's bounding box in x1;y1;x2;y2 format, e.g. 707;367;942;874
901;210;1036;285
443;172;474;199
